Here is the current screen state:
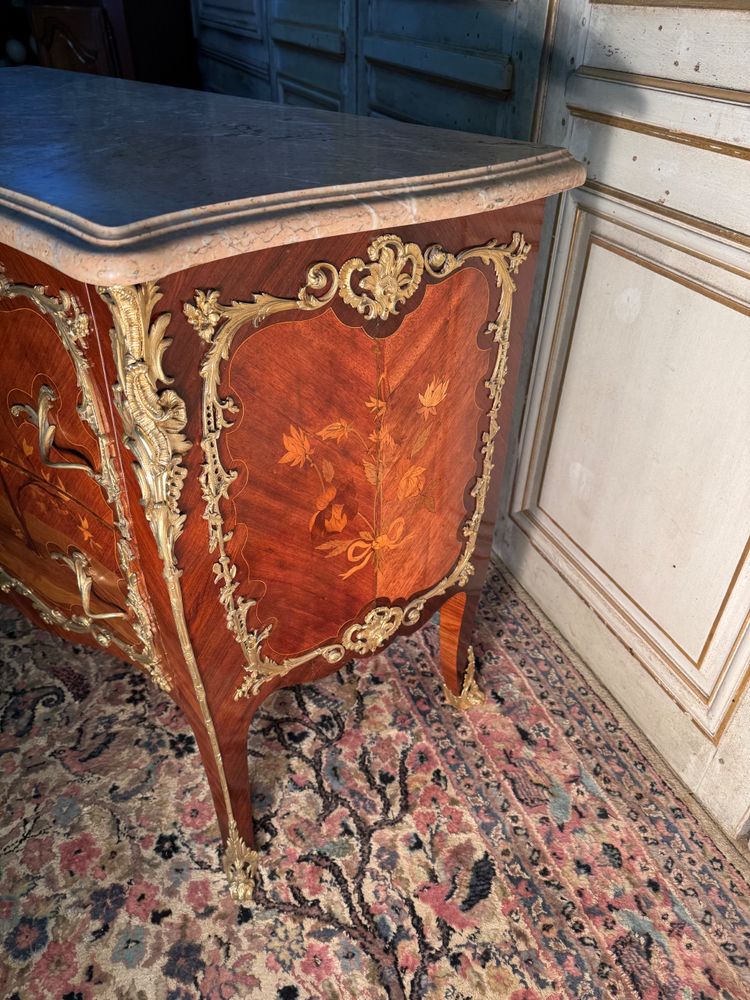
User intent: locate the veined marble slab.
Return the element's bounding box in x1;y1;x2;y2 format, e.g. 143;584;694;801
0;67;584;285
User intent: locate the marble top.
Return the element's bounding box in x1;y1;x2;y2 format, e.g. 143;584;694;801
0;67;584;285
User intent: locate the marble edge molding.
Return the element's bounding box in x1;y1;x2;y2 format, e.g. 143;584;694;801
0;150;585;286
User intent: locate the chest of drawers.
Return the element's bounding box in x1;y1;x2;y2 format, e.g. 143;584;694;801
0;66;584;899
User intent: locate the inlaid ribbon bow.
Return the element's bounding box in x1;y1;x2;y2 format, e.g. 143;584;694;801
318;517;406;579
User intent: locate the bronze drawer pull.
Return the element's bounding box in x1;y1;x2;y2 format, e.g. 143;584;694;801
51;548;126;621
11;384;95;476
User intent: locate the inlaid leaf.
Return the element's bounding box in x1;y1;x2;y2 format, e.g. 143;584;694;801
397;465;426;500
279;425;312;468
410;425;431;457
317;421;353;443
363;461;379;486
316;537;351;557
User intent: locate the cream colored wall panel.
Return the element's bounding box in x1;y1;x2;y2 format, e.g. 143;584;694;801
568;117;750;235
498;0;750;844
501;517;717;791
540;241;750;663
586;7;750;90
567;69;750;146
502;189;750;740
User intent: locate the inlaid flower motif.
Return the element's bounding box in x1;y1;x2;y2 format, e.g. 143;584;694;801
309;486;337;532
365;395;387;418
397;465;426;500
77;515;94;545
418;376;450;419
317;421;353;443
325;503;347;534
278;364;447;578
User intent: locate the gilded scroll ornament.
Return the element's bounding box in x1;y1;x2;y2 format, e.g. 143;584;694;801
342;606;405;655
99;281;257;898
187;232;530;701
11;384;93;475
99;283;191;568
442;645;485;711
51;548;126;621
339;234;424;320
0;565;114;649
0;267;166;690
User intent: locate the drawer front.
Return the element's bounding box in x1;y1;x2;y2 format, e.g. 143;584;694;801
0;301;114;525
0;263;167;689
0;464;142;652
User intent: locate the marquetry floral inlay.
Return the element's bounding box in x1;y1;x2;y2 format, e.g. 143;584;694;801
278;352;449;580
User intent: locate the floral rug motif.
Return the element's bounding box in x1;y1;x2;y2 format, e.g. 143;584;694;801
1;564;749;1000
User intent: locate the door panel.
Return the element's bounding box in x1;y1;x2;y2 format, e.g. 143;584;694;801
357;0;512;130
196;0;549;140
268;0;357;112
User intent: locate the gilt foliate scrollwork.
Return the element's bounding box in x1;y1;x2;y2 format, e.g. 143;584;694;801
224;819;260;903
187;232;530;701
186;264;347;701
10;385;94;475
99;280;256;895
339;234;424;320
99;283;191;571
0;266;166;690
442;645;485;711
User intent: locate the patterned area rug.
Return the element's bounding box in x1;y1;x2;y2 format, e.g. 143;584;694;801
1;564;749;1000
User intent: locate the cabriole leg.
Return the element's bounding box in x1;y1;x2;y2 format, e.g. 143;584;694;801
190;707;258;902
439;590;485;710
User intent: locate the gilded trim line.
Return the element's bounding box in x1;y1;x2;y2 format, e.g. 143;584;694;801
567;106;750;162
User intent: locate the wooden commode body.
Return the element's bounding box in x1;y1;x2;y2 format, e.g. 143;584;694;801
0;67;583;899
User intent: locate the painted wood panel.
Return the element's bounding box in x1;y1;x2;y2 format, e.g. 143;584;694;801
586;6;750;89
499;4;750;844
197;0;272;98
540;238;750;663
268;0;356;112
195;0;550;140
